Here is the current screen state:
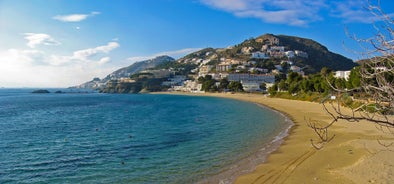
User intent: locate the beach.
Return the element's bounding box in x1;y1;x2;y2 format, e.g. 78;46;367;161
157;92;394;184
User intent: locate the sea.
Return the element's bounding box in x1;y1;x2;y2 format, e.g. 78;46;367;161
0;89;292;184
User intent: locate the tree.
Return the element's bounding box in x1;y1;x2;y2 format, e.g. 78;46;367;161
218;78;229;91
268;84;278;95
346;67;361;89
308;1;394;149
228;81;243;92
198;75;217;92
278;79;288;91
260;83;267;91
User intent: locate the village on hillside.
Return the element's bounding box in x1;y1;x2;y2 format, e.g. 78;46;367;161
82;35;355;94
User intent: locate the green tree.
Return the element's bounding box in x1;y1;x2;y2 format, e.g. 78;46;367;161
268;83;278;95
288;82;300;94
278;79;288;91
228;81;243;92
198;75;217;92
260;83;267;91
286;72;303;84
346;67;361;89
218;78;229;91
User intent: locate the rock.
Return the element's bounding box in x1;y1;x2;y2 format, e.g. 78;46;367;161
32;89;50;93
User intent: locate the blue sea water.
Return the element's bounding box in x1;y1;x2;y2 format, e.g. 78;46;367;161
0;89;290;183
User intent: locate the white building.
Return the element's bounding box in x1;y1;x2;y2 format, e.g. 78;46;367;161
198;65;214;76
275;65;283;71
295;50;308;58
241;81;261;92
162;75;187;86
184;80;203;93
249;67;268;73
285;51;295;58
335;71;351;80
290;66;302;73
228;73;275;83
216;62;232;72
251;51;269;59
270;46;285;52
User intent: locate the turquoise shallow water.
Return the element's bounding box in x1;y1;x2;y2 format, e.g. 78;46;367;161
0;89;289;183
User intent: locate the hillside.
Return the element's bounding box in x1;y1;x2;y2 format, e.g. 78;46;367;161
76;33;357;92
75;55;174;89
275;35;356;72
178;34;357;73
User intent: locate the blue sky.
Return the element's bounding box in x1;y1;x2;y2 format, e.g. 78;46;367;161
0;0;393;87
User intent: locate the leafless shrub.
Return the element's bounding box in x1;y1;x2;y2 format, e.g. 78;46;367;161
309;0;393;149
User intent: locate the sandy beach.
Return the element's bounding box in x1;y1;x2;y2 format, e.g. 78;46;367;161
155;92;393;184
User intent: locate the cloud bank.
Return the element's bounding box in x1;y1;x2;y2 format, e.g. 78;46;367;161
0;41;119;87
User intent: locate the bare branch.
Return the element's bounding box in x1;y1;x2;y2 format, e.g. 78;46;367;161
308;0;393;150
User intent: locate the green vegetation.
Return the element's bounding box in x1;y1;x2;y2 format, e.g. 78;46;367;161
154;60;198;75
268;67;362;101
198;75;217;92
197;75;243;92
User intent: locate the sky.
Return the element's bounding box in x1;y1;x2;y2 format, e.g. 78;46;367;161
0;0;393;88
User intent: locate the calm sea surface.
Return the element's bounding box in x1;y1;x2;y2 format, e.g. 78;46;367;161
0;89;290;183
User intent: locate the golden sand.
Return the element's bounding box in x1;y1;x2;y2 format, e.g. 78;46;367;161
154;92;394;184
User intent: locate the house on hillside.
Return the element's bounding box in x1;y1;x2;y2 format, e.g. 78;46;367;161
249;67;268;73
285;51;295;58
251;51;269;59
268;46;285;58
242;47;254;54
216;62;232;72
290;66;305;76
162;75;187;86
295;50;308;58
198;65;214;77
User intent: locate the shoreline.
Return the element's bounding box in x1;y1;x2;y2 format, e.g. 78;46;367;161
198;101;294;184
152;92;394;183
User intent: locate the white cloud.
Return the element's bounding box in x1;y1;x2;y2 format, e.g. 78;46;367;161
23;33;61;48
200;0;325;26
200;0;251;11
72;42;119;61
7;49;45;64
0;41;119;87
330;1;372;23
44;42;119;66
127;48;202;62
52;11;100;22
0;50;116;88
98;57;111;65
330;1;394;24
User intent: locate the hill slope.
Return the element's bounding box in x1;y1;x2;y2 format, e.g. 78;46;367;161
75;55;174;89
178;34;357;73
275;34;356;72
